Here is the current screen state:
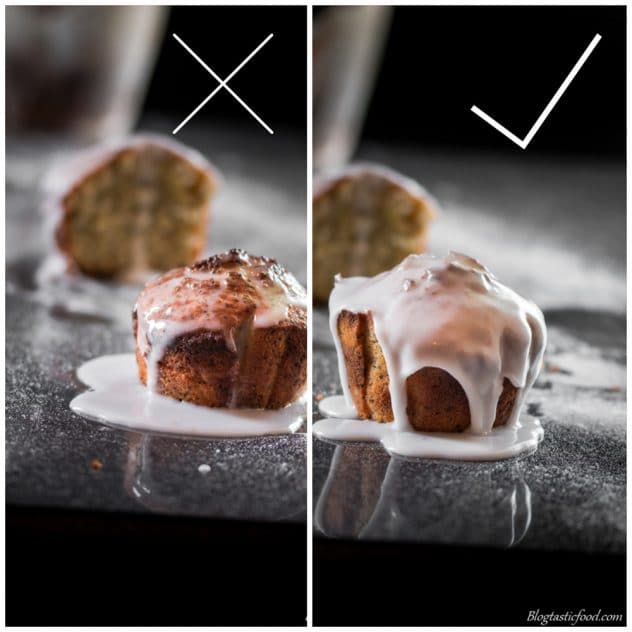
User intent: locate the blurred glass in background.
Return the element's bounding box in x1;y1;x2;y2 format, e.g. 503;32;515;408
7;6;168;140
313;6;391;171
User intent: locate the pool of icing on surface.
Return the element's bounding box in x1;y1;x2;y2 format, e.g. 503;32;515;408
314;395;543;461
71;354;305;437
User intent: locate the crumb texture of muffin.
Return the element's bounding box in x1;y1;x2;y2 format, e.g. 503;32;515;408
134;249;307;410
337;310;518;432
313;164;437;302
53;134;218;279
330;252;546;433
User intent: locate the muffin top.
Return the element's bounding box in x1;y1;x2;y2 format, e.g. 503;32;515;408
330;252;547;434
314;163;438;215
135;249;306;361
45;133;219;201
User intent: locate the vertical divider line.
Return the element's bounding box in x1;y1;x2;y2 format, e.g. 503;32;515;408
0;8;7;629
306;4;314;629
626;3;632;629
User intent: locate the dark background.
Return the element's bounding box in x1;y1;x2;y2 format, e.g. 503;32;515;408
315;539;627;626
143;6;306;133
8;508;307;626
317;5;625;157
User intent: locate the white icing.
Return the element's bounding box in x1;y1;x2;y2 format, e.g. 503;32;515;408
71;354;305;437
314;396;543;461
330;252;546;435
318;394;357;419
134;251;307;393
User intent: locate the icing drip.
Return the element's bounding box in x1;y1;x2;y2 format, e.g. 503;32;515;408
329;252;546;435
135;250;307;392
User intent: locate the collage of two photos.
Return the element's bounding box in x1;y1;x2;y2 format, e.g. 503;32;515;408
5;3;627;628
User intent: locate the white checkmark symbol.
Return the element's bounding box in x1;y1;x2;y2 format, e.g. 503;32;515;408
471;33;601;149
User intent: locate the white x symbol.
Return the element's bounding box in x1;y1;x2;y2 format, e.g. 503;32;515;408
172;32;274;135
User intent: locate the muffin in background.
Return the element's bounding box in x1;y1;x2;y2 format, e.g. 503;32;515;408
312;164;437;302
51;134;218;280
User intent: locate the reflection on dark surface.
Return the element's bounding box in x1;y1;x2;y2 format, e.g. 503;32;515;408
316;442;532;547
315;444;389;538
123;432;306;522
313;301;626;554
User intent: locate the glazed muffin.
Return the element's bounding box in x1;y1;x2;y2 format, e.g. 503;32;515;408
330;252;546;433
336;311;519;432
133;249;307;409
313;164;437;302
52;134;218;279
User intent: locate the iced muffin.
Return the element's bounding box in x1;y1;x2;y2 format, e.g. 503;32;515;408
134;249;307;409
330;252;546;433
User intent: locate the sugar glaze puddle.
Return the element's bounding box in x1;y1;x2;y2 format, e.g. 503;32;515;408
315;395;543;461
71;354;305;437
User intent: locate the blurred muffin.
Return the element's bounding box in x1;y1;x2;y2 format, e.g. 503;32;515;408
52;134;218;279
313;164;437;302
133;249;307;409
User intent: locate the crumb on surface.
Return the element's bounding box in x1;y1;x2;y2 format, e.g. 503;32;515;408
315;393;324;401
90;458;103;471
545;362;572;375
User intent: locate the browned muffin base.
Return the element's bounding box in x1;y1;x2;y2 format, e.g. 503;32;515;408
134;315;306;410
337;310;518;432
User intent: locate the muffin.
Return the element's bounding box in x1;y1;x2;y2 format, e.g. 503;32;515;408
329;252;546;433
313;164;437;302
133;249;307;409
51;134;218;279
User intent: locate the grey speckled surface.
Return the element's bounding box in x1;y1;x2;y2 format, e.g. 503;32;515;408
6;120;306;523
313;145;625;554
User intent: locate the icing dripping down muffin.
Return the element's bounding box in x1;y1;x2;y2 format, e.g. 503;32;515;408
133;249;307;410
329;252;546;433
